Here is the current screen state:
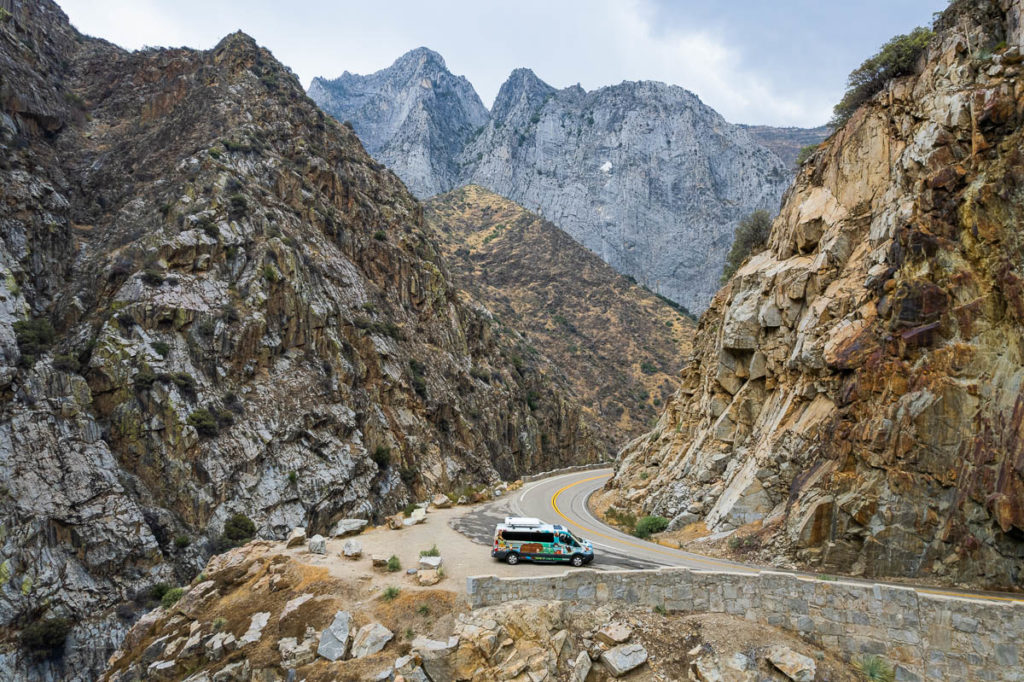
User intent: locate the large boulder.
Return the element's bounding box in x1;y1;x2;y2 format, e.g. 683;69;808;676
431;493;452;509
332;518;368;537
570;651;592;682
600;643;648;677
418;555;442;570
308;534;327;554
285;527;307;548
403;507;427;526
342;539;363;558
595;622;631;646
317;610;352;662
351;623;394;658
766;645;815;682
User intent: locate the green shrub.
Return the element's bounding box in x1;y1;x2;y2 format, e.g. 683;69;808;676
419;544;440;557
228;194;248;218
633;515;669;539
222;513;256;546
262;264;280;283
173;535;191;549
141;268;165;286
187;408;219;437
605;507;637;533
525;390;540;411
160;587;184;608
197;318;216;338
386;555;401;572
152;341;170;358
639;360;658;375
795;144;818;166
830;27;933;128
416;603;431;616
721;210;773;282
14;317;56;367
728;534;761;553
169;372;197;399
148;582;170;602
21;617;71;660
401;502;417;518
212;617;227;631
371;445;391;469
382;586;401;601
373;230;387;241
399;468;418;485
52;353;80;372
852;655;895;682
288;470;298;484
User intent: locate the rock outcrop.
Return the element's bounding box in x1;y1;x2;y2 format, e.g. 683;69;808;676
605;0;1024;590
310;54;808;313
425;185;694;450
0;2;598;678
102;543;857;681
307;47;488;198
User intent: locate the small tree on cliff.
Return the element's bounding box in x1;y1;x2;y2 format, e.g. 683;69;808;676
830;27;933;128
721;210;773;282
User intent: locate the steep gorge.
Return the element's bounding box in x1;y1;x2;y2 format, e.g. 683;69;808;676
602;0;1024;591
0;2;598;678
425;185;694;451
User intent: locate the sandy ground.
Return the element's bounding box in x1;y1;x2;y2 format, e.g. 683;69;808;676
281;504;574;599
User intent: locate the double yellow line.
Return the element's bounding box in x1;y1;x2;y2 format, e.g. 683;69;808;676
549;473;1024;604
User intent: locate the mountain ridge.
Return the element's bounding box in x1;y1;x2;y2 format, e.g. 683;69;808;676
308;49;827;313
0;6;599;678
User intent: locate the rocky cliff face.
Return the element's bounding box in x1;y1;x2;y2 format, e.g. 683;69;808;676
309;59;799;314
0;3;598;678
603;0;1024;591
460;74;793;314
307;48;488;198
425;185;694;453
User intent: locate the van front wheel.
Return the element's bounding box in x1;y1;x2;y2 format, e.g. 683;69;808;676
506;552;520;565
570;554;585;567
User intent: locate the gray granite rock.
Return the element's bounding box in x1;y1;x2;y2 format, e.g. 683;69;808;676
600;643;648;677
316;610;352;662
351;623;394;658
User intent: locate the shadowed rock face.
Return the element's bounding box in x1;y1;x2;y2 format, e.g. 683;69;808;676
0;3;599;678
309;55;800;314
606;0;1024;590
425;185;695;452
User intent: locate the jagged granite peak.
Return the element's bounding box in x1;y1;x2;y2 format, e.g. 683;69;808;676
0;3;599;678
308;46;488;198
311;54;816;313
489;67;557;121
460;77;792;314
600;0;1024;591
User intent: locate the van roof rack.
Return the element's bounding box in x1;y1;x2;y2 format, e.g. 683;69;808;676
503;517;545;527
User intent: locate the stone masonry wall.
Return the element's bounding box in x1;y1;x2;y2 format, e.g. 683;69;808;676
466;568;1024;681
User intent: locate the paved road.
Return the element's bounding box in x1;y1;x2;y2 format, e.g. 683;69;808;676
455;467;1024;603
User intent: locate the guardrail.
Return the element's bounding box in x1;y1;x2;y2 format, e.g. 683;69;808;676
466;566;1024;681
521;461;612;483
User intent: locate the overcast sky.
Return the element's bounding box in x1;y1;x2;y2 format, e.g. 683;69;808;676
58;0;946;128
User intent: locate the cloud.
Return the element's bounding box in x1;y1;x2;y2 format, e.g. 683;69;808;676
583;0;832;125
56;0;834;126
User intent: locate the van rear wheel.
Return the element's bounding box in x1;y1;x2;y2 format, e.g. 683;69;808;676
570;554;585;567
506;552;520;565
